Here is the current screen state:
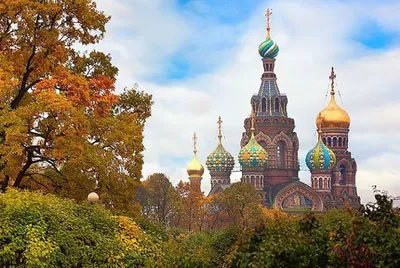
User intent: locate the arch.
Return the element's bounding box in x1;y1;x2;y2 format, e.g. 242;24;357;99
261;98;267;113
338;137;342;147
322;137;327;145
272;131;293;148
270;63;273;71
273;119;279;123
319;177;323;189
281;119;287;123
250;176;255;185
343;137;347;147
324;178;327;189
274;98;280;112
266;64;269;71
273;181;324;211
328;178;331;189
327;137;332;147
255;132;273;146
333;137;337;147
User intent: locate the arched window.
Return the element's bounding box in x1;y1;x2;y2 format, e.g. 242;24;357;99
261;98;267;113
277;141;285;168
333;137;337;147
343;137;347;147
322;137;326;145
274;98;280;112
250;176;255;185
270;64;273;71
319;178;323;189
266;64;269;71
338;137;342;147
328;178;331;188
339;165;346;185
327;137;332;147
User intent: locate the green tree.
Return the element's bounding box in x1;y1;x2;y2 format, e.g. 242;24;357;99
137;173;181;226
214;182;264;227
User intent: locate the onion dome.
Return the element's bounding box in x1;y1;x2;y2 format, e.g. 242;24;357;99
206;117;235;172
258;38;279;58
186;133;204;178
306;131;336;170
316;67;350;129
238;110;268;168
258;9;279;58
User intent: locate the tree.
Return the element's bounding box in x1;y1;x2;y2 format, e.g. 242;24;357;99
0;0;153;215
137;173;181;226
213;182;264;227
175;180;207;232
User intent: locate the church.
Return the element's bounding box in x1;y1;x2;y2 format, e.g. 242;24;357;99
185;10;361;212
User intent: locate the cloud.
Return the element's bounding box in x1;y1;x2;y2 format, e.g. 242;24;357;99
93;0;400;204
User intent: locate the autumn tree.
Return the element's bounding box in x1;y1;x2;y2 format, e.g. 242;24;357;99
137;173;181;226
175;180;207;232
0;0;152;215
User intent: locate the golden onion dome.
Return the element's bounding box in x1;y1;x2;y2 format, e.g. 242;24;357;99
186;155;204;178
186;132;204;178
316;67;351;130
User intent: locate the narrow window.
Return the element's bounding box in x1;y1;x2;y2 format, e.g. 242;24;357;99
277;141;285;168
261;98;267;113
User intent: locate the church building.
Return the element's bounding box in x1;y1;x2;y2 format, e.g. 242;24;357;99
185;10;361;211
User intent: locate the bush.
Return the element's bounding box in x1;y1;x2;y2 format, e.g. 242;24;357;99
0;189;161;267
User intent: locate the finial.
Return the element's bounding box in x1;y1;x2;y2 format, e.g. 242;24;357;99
193;132;197;155
265;8;272;38
250;108;255;132
217;116;223;144
329;67;336;95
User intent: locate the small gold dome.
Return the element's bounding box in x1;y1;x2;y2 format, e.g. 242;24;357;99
186;132;204;179
186;155;204;178
316;93;350;130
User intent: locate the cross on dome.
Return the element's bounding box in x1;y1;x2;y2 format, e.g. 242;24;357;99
265;8;272;38
329;67;336;95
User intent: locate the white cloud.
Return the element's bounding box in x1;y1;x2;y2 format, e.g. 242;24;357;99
93;0;400;204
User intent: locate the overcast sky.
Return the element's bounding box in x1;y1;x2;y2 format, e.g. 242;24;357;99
93;0;400;204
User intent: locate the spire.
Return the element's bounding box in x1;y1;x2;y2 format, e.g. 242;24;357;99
217;116;223;145
329;67;336;96
193;132;197;155
265;8;272;38
250;108;255;132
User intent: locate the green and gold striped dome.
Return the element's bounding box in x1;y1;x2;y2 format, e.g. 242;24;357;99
238;111;268;168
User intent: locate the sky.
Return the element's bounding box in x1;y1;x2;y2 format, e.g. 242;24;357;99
93;0;400;204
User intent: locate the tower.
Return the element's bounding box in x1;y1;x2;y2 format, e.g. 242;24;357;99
238;109;268;197
314;67;361;208
186;132;204;192
306;116;337;209
206;116;235;195
240;9;300;206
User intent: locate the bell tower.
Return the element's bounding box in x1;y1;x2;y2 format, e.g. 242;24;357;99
239;9;300;206
315;68;360;208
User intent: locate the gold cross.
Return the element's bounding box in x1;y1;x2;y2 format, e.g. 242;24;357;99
217;116;223;144
329;67;336;95
193;132;197;155
265;8;272;38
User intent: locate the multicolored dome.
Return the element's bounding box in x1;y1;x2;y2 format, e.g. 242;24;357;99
306;134;336;170
258;38;279;58
206;143;235;172
238;111;268;168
